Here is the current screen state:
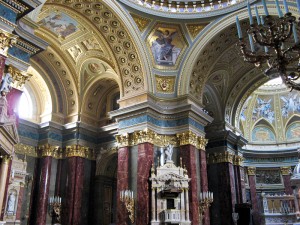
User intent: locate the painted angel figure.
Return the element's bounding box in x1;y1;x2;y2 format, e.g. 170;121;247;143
151;29;180;64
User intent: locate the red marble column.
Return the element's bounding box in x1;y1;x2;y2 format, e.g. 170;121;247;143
234;165;246;204
0;55;6;81
64;157;84;225
136;143;154;225
247;167;260;225
55;159;62;196
0;158;11;219
35;156;52;225
281;167;293;195
199;149;210;225
117;146;129;225
15;186;24;220
6;88;22;117
180;145;199;225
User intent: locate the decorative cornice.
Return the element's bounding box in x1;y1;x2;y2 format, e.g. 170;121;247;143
247;167;256;176
233;155;244;166
176;131;207;150
116;129;206;149
15;143;95;160
280;166;291;176
207;152;234;164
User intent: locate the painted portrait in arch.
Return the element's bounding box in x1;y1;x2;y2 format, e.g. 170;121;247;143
148;24;186;68
40;12;78;38
252;126;276;142
286;123;300;140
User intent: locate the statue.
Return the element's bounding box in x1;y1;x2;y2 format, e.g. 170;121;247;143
160;148;165;166
0;66;14;96
6;192;16;214
165;144;173;162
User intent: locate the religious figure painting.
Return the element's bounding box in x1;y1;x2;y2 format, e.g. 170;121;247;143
280;93;300;118
286;123;300;140
40;12;78;38
148;25;186;67
252;97;275;124
252;126;276;142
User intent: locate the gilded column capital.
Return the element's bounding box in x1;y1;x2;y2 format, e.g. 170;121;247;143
132;129;157;145
207;152;234;164
15;143;37;157
10;65;32;88
1;155;11;164
116;133;131;147
176;131;207;150
37;144;61;158
65;144;95;159
0;31;18;56
233;155;244;166
247;167;256;176
280;166;291;176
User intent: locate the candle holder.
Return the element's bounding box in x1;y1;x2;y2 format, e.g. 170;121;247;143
48;196;62;225
120;190;135;224
199;191;213;223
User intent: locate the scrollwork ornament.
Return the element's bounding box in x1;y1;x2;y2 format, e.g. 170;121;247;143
0;31;18;56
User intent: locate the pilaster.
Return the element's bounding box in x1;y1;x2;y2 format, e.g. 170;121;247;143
247;167;260;225
281;166;293;195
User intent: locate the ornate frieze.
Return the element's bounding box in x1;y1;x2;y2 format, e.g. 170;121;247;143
280;166;291;176
116;129;207;149
256;169;281;184
16;143;95;160
207;152;234;164
247;167;256;176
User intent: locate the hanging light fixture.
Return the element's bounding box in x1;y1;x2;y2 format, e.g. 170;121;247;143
236;0;300;90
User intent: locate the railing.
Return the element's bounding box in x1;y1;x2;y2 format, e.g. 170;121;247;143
161;209;181;223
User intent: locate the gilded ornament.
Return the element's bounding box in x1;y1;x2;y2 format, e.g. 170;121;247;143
65;145;94;159
14;143;37;157
1;155;11;164
37;144;61;158
0;31;17;56
130;14;151;32
207;152;234;164
9;65;32;89
176;131;207;150
247;167;256;176
280;166;291;176
233;155;244;166
155;75;175;93
186;24;207;39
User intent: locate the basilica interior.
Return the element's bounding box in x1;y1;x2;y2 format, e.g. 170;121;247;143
0;0;300;225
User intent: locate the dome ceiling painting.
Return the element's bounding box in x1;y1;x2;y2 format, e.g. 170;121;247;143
239;80;300;145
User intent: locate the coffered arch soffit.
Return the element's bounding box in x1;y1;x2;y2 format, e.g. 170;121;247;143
36;0;150;99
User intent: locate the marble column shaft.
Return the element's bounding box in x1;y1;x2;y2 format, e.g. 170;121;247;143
234;165;246;204
282;174;293;195
65;157;85;225
55;159;62;196
0;55;6;81
35;156;52;225
208;162;236;225
199;149;210;225
136;142;154;225
117;147;129;225
248;174;260;225
180;145;199;225
0;158;10;219
16;186;24;220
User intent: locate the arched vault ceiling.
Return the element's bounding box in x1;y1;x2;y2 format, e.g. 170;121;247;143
36;0;146;98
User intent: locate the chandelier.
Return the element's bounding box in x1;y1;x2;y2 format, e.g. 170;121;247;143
236;0;300;90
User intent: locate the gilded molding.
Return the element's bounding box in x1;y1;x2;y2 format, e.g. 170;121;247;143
207;152;234;164
155;75;175;93
116;129;206;149
280;166;291;176
1;155;11;164
15;143;37;157
15;143;95;160
176;131;207;150
247;167;256;176
65;145;95;160
233;155;244;166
